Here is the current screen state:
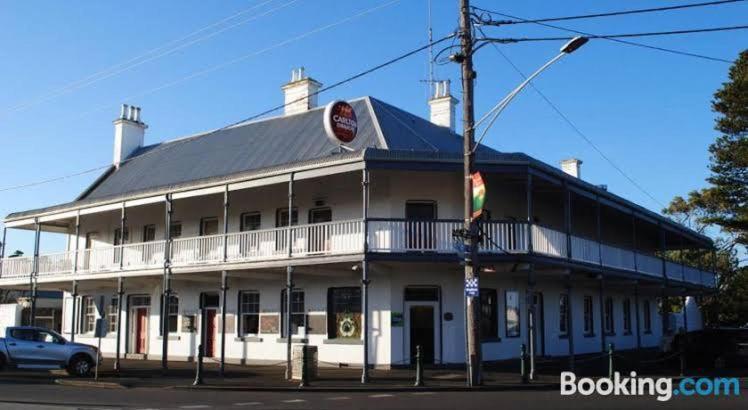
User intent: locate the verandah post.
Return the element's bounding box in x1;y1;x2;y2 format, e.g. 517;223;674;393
361;168;370;383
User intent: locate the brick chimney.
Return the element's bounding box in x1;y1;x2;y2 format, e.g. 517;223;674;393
428;80;458;131
113;104;147;168
560;158;582;179
282;67;322;115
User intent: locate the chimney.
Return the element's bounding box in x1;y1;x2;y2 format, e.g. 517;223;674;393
113;104;147;168
560;158;582;179
282;67;322;115
428;80;458;131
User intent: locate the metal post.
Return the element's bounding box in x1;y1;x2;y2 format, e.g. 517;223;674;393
564;182;572;259
632;213;638;272
162;194;173;372
194;301;205;386
414;345;424;387
220;271;228;376
527;268;536;381
72;213;80;274
70;280;78;343
526;173;534;254
607;343;614;379
566;280;575;371
520;344;528;383
596;196;603;267
114;277;124;372
599;275;606;352
634;282;642;350
0;226;6;277
119;205;126;270
285;173;295;381
361;169;370;384
459;0;481;388
222;185;229;262
30;220;41;326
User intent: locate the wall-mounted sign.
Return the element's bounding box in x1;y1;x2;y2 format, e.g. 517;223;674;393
323;100;357;145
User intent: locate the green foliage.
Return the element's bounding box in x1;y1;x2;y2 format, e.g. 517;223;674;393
664;50;748;327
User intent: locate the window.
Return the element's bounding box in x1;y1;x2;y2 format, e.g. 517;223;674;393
505;290;520;338
239;291;260;336
143;225;156;242
327;288;361;339
114;227;129;246
240;212;261;231
559;294;569;337
643;300;652;333
623;299;632;335
280;289;305;337
35;329;61;344
160;295;179;334
405;201;437;250
604;297;614;335
308;208;333;252
275;208;299;227
108;297;119;333
169;222;182;239
480;289;498;340
309;208;332;224
82;296;96;334
583;296;594;336
10;328;35;341
200;217;219;236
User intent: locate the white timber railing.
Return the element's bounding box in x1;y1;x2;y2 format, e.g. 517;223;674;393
0;218;718;289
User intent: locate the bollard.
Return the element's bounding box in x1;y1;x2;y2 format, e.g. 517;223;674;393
607;343;614;379
520;344;528;384
193;344;204;386
414;345;424;387
299;345;310;388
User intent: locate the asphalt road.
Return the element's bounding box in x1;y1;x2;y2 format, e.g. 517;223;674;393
0;381;745;410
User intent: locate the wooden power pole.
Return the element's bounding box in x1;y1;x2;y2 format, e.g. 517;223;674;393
459;0;481;387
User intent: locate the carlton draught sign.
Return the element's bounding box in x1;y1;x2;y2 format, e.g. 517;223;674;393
323;100;358;145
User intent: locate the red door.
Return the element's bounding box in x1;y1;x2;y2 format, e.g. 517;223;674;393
205;310;217;357
135;308;148;354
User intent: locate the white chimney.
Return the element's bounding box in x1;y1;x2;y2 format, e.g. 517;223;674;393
113;104;147;168
560;158;582;179
282;67;322;115
428;80;458;131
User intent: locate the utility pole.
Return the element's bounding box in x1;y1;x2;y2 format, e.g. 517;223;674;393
458;0;481;387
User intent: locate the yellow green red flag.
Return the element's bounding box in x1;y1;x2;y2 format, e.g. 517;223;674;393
471;172;486;219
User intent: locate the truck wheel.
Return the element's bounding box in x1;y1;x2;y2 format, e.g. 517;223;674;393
67;355;93;377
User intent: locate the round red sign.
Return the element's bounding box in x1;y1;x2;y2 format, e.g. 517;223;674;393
323;100;357;144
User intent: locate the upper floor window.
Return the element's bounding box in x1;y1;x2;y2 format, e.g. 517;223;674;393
169;222;182;239
113;227;129;246
643;300;652;333
276;208;299;227
505;289;520;338
623;299;632;335
309;208;332;224
559;293;569;337
480;288;498;340
200;217;219;236
142;225;156;242
240;212;261;231
583;295;594;336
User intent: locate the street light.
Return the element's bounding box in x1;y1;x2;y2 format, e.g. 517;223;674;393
472;36;588;149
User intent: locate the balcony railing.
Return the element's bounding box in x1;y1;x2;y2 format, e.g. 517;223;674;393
0;218;716;288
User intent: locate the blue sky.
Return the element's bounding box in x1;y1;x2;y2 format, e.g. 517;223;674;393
0;0;746;254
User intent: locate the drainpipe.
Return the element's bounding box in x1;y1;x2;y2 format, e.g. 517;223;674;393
71;280;78;343
30;219;41;326
564;183;572;260
361;168;370;383
0;226;6;277
220;271;228;377
565;278;574;371
114;277;124;372
526;173;533;254
119;205;127;270
285;173;295;380
72;213;80;274
598;275;606;353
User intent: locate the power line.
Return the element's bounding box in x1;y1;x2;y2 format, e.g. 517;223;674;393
0;0;296;119
475;27;668;211
480;25;748;44
473;9;736;63
473;0;745;25
0;32;453;194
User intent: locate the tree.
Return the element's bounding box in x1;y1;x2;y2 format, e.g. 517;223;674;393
664;50;748;327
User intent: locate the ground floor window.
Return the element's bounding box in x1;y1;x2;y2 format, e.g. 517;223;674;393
239;291;260;336
108;296;119;333
280;289;305;336
604;297;614;335
623;299;632;334
505;290;520;338
82;296;96;334
559;293;569;337
643;300;652;333
327;287;361;339
159;294;179;334
583;295;594;336
480;289;498;340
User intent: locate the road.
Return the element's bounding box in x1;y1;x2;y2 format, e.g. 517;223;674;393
0;381;745;410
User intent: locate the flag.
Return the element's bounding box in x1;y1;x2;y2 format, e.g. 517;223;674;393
471;172;486;219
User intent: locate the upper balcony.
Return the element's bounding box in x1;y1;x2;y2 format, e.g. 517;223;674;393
0;218;716;288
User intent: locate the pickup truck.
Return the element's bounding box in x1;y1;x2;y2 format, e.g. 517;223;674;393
0;326;101;376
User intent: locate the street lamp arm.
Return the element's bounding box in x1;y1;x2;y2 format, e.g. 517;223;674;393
472;51;567;152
